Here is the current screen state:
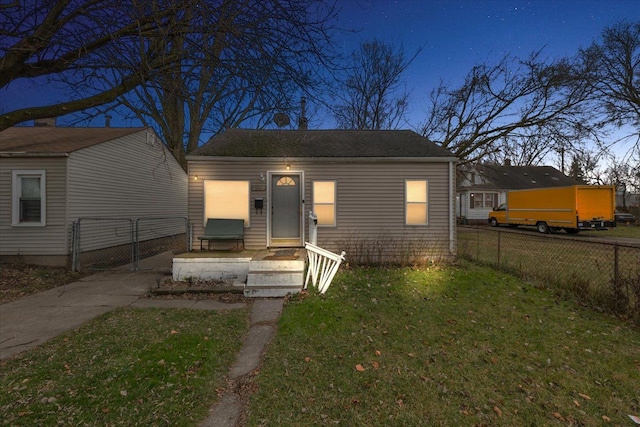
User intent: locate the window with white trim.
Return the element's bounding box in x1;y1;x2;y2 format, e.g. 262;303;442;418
405;179;428;225
470;192;499;209
204;180;250;226
12;170;46;226
313;180;336;226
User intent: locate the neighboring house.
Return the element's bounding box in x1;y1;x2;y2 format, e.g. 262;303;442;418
616;191;640;208
0;125;187;266
457;163;580;224
186;129;458;263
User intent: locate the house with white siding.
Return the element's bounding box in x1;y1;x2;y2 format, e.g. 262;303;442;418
186;129;458;264
457;163;580;224
0;125;187;266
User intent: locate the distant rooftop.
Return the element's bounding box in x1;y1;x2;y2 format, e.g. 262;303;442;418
462;164;581;190
0;127;144;154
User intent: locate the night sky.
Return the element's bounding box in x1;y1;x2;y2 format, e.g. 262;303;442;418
336;0;640;128
2;0;639;144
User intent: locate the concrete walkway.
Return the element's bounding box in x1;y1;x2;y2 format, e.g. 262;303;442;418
0;267;284;426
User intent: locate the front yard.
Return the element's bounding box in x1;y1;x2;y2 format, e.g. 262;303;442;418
2;262;638;426
246;263;640;426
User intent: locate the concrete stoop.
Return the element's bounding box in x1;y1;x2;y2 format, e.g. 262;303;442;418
244;257;305;298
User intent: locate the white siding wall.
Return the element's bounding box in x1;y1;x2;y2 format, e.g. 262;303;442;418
0;157;69;257
459;190;507;223
188;159;455;261
67;129;187;219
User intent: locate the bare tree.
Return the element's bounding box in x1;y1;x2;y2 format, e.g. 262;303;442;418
419;51;595;164
581;21;640;130
332;39;419;130
0;0;184;130
85;0;339;165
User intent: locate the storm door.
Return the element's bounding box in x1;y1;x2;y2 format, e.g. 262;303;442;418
270;174;302;246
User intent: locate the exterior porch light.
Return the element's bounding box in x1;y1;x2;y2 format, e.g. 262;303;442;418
286;164;291;170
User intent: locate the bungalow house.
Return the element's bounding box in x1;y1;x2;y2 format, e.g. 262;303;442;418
186;129;458;264
457;163;580;224
0;125;187;267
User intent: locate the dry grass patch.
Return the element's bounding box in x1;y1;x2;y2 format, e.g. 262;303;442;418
0;306;249;426
247;262;640;426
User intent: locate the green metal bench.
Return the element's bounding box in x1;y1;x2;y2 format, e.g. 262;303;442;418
198;218;245;251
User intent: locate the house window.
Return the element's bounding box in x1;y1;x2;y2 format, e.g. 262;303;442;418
470;192;499;209
313;181;336;226
204;180;250;226
276;176;296;186
405;179;428;225
12;170;46;226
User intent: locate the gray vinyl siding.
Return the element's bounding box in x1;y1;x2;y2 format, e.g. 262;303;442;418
67;130;187;219
0;157;69;256
188;161;269;249
188;158;455;261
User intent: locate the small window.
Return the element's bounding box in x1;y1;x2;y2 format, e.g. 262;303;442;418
204;180;250;226
470;192;499;209
406;179;428;225
12;170;46;226
313;181;336;226
276;176;296;186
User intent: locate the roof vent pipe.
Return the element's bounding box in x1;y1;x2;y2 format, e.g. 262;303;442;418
298;97;308;130
105;115;112;127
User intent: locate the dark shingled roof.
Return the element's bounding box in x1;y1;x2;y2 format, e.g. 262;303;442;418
468;164;580;190
189;129;456;158
0;127;143;154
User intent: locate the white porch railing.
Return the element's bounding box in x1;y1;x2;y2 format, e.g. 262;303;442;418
304;242;346;294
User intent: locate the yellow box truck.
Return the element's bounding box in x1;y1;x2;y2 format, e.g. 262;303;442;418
488;185;616;233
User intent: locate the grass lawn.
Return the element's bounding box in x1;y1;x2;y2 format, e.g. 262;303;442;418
0;307;249;426
597;224;640;239
247;262;640;426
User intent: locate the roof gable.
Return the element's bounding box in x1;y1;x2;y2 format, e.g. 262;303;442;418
0;127;144;154
463;164;580;190
189;129;456;159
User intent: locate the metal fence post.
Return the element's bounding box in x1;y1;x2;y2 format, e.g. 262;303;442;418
613;244;619;294
497;229;501;264
131;219;137;271
476;227;479;260
71;221;78;272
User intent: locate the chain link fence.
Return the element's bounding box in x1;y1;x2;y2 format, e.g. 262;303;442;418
72;217;189;272
458;226;640;321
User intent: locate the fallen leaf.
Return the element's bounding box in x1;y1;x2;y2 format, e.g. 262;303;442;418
552;412;564;421
573;400;580;407
170;330;178;334
397;399;404;408
120;390;128;397
355;364;366;372
493;406;502;417
372;361;379;369
579;393;591;400
602;415;611;422
375;350;381;356
304;357;311;363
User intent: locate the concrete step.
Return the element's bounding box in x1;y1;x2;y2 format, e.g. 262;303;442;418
244;286;302;298
249;259;305;272
246;270;304;287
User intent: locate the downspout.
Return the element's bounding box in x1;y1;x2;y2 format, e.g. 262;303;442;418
449;161;456;254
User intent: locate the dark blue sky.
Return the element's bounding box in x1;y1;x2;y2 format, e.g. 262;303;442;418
336;0;640;128
3;0;639;140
